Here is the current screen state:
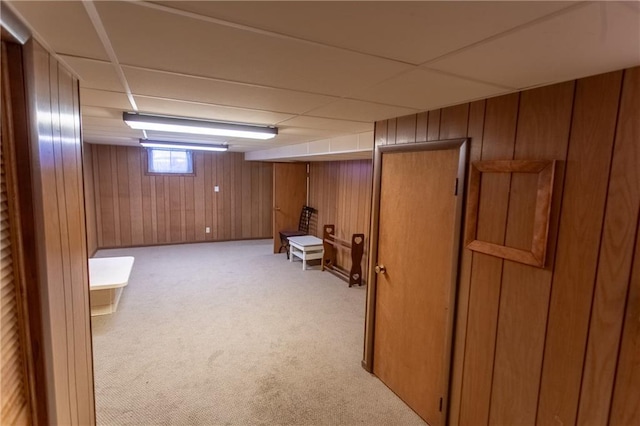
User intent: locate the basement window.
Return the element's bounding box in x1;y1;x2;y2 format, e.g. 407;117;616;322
147;148;194;175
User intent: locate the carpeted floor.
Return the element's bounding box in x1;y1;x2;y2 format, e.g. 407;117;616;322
91;239;425;425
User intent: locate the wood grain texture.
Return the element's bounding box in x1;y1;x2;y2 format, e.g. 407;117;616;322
440;104;469;140
3;42;47;424
490;81;574;426
386;118;397;145
466;160;556;268
374;148;460;426
308;160;372;280
449;100;484;426
1;40;33;426
535;75;624;425
272;162;307;253
82;143;98;256
609;222;640;425
373;66;640;426
374;120;388;146
459;93;519;426
89;146;273;248
427;109;441;141
23;40;95;425
395;114;417;144
416;111;428;142
578;68;639;425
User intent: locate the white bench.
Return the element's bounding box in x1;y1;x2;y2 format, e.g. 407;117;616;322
89;256;135;316
288;235;324;270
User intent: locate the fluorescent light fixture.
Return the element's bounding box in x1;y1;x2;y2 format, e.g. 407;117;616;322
139;140;228;152
124;112;277;140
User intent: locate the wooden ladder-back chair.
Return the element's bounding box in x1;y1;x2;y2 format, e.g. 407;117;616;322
279;206;316;258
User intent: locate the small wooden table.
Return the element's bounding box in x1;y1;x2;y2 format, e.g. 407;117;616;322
288;235;324;270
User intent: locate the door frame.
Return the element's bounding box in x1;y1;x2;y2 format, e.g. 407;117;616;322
362;138;468;419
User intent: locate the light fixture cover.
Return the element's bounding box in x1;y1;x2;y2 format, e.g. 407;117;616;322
124;112;277;140
139;139;228;152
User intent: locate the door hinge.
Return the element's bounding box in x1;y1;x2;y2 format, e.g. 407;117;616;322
454;178;459;196
439;397;443;412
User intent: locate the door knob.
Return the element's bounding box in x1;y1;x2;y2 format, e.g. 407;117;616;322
375;264;386;274
275;206;281;211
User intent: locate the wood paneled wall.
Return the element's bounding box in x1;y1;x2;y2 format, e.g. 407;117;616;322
1;41;31;426
89;145;273;248
23;40;95;425
374;67;639;426
309;160;373;278
83;143;98;256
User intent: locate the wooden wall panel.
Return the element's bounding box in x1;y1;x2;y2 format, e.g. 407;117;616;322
427;109;441;141
459;93;520;426
610;225;640;425
23;39;94;425
308;160;372;279
396;114;416;144
373;66;640;425
89;146;273;248
535;72;622;425
490;81;574;425
584;67;640;426
82;143;98;256
1;40;32;426
449;100;485;426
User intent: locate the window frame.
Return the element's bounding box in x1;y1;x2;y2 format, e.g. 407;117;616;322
145;147;196;177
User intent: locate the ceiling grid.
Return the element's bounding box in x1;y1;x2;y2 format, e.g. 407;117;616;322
5;0;639;158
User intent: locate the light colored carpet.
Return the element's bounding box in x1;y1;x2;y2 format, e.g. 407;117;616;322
91;239;425;426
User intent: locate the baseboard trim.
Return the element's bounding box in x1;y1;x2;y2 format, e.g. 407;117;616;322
95;237;273;252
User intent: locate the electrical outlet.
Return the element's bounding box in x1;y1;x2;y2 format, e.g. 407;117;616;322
214;185;219;192
205;227;211;233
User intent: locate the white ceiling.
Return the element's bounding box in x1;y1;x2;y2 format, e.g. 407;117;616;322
6;1;640;154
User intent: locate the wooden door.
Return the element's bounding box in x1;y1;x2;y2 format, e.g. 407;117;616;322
272;163;307;253
371;142;465;425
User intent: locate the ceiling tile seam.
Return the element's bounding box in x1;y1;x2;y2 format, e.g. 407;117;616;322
81;90;374;126
132;93;304;118
80;84;417;126
3;2;88;83
59;55;350;102
82;0;139;112
131;0;421;67
296;66;513;119
416;67;516;90
118;62;351;100
132;91;375;123
275;112;373;127
64;54;483;113
419;0;590;67
272;102;417;127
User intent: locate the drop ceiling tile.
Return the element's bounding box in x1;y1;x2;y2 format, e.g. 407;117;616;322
82;116;143;137
305;100;419;123
279;127;348;139
80;89;132;110
81;106;122;120
428;2;640;89
59;56;123;92
352;68;510;111
95;1;411;97
84;137;140;147
133;96;295;125
152;1;573;64
8;0;108;60
123;66;337;114
277;116;373;133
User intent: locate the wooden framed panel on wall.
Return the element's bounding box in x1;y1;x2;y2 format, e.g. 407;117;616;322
464;160;556;268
